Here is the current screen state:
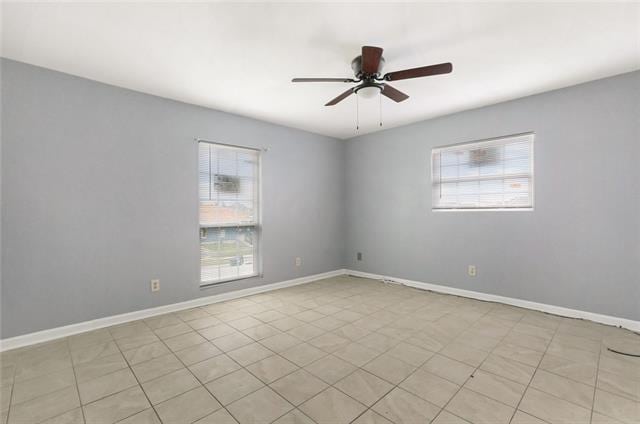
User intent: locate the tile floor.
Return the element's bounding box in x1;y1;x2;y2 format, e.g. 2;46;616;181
1;276;639;424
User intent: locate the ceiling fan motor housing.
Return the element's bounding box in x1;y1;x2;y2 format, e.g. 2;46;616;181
351;55;385;79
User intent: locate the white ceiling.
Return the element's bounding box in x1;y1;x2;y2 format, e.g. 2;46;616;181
2;2;639;139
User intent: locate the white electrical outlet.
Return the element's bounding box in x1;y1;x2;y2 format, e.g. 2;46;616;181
151;279;160;292
468;265;477;277
295;257;302;267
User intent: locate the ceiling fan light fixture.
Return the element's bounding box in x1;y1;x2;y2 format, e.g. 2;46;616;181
356;85;381;99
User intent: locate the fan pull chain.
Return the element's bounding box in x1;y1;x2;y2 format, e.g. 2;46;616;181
356;94;360;131
379;91;383;127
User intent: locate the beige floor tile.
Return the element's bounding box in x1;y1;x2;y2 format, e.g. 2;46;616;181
313;316;346;331
228;316;263;331
286;324;326;342
145;314;182;330
12;367;76;404
593;389;639;424
109;322;151;340
480;353;536;385
188;354;241;384
78;367;138;404
591;411;625;424
422;354;475;385
446;388;514;424
116;333;160;352
253;310;287;323
228;387;293;424
335;369;393;407
117;408;161;424
400;368;459;407
227;342;274;366
164;331;207;352
281;343;328;367
37;407;84;424
293;310;325;323
519;387;591;424
530;369;594;409
242;324;282;341
195;408;239;424
502;331;550;352
141;368;200;404
308;333;351;353
597;369;640;402
9;386;80;424
122;341;170;365
271;317;306;332
305;355;357;385
186;316;222;331
372;387;440;424
463;369;525;407
14;354;73;383
510;410;548;424
538;354;597;385
174;342;222;366
599;353;640;380
154;322;193;340
352;409;393;424
358;333;400;353
384;342;434;367
333;343;380;367
205;369;264;405
155;387;221;424
197;323;236;340
177;308;210;322
71;340;120;365
271;369;328;406
246;355;298;384
260;333;302;353
546;342;599;365
75;353;128;383
212;332;254;352
362;353;416;385
272;409;316;424
300;387;366;424
130;353;183;383
492;343;544;367
440;341;489;367
431;411;471;424
331;324;371;342
1;386;10;413
83;385;149;424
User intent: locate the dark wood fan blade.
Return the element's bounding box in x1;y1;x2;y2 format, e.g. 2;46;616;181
292;78;356;83
361;46;383;75
325;88;355;106
384;62;452;81
381;84;409;102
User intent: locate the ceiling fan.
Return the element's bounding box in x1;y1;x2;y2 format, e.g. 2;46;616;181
292;46;453;106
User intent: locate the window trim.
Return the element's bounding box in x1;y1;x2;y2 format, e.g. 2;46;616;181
197;139;263;288
431;132;535;212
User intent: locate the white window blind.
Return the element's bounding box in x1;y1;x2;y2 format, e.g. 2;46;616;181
199;141;260;285
431;133;534;210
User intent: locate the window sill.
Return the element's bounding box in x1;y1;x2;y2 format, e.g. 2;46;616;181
432;207;534;212
200;273;261;289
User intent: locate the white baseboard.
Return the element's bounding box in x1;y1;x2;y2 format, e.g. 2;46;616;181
346;269;640;333
0;269;347;352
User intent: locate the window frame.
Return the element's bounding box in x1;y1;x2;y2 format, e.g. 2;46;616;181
431;132;535;212
197;140;262;287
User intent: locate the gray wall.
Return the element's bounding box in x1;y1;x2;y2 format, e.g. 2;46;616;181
345;71;640;321
1;59;345;338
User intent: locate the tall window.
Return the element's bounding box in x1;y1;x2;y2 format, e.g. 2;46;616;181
432;133;534;210
199;141;260;285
